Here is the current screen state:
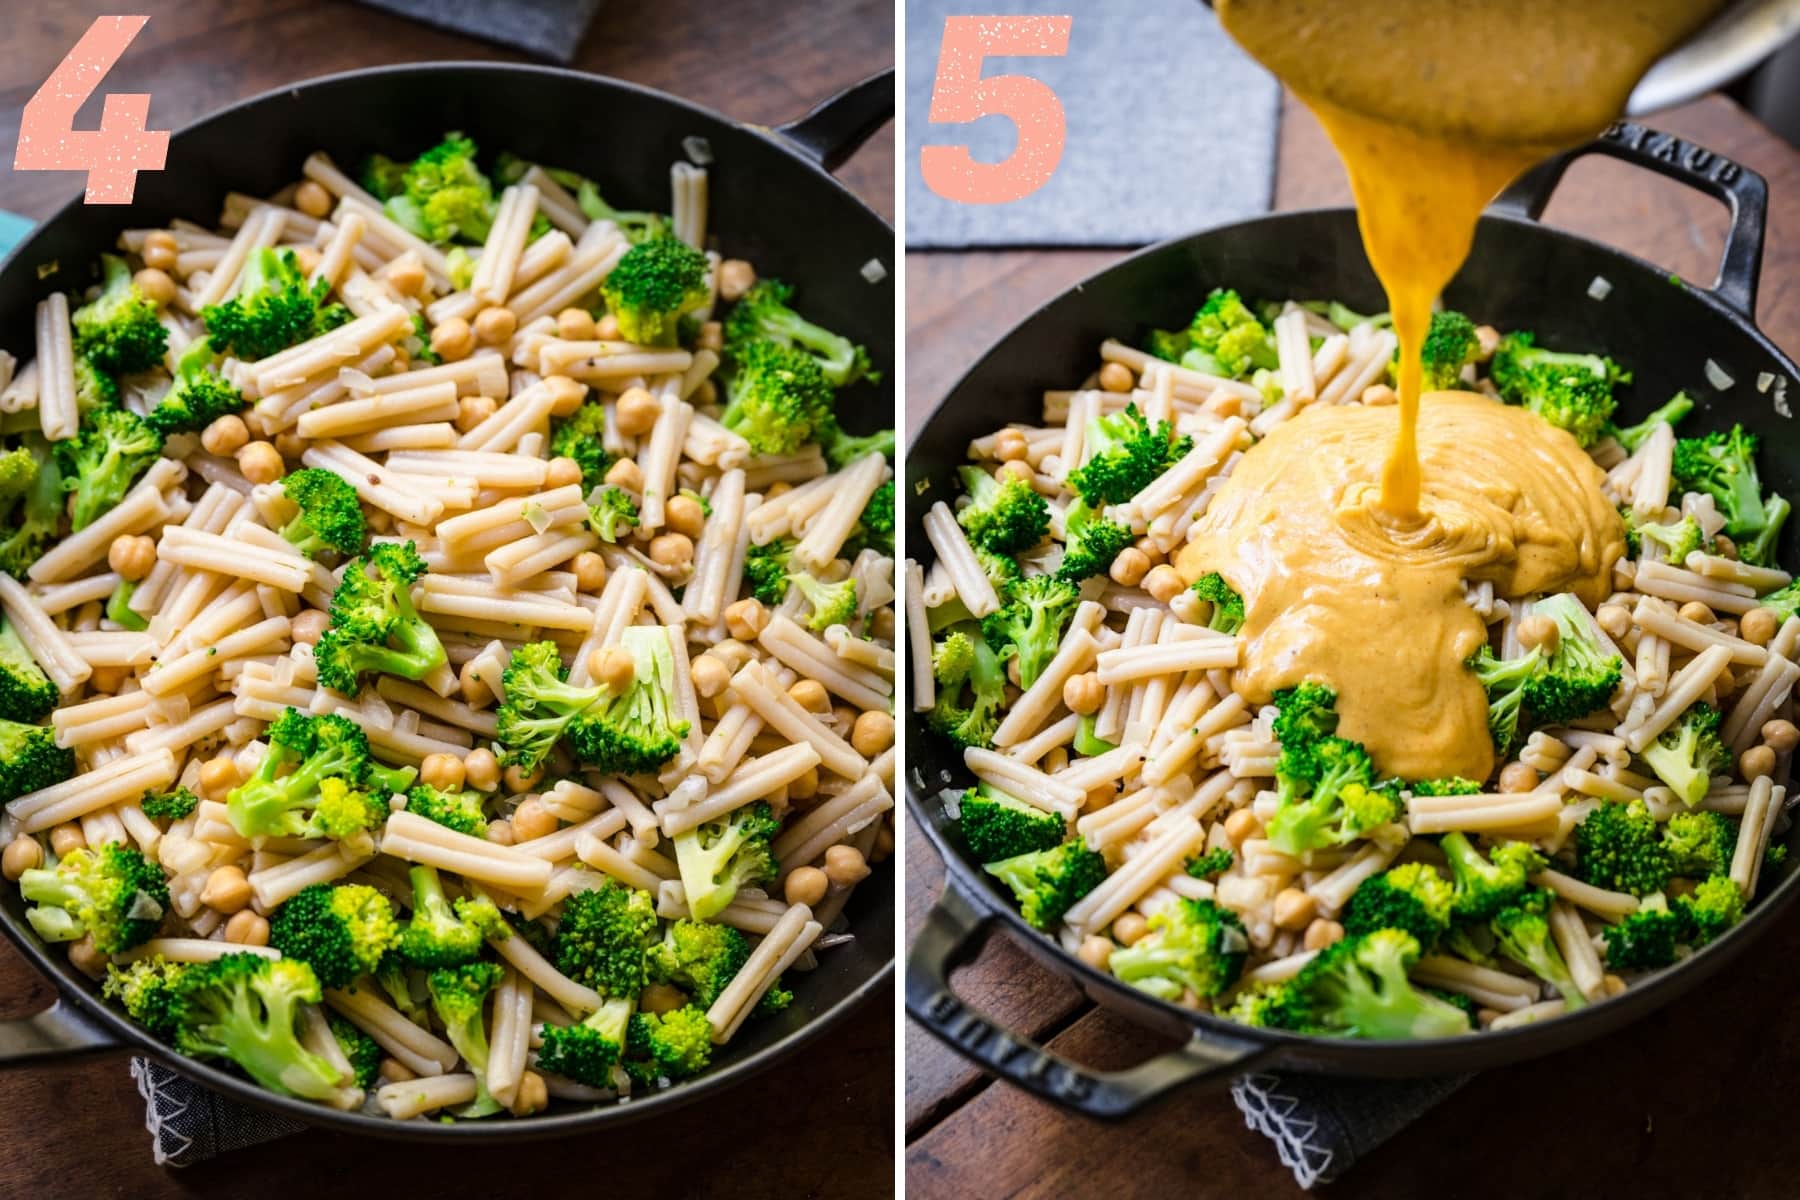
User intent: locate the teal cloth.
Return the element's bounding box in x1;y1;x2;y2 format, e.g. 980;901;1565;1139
0;211;31;260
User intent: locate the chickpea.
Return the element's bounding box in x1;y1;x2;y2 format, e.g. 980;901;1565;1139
457;395;498;433
852;710;895;757
695;321;724;353
473;306;517;346
1077;935;1115;972
649;530;695;568
200;413;250;458
1741;606;1779;647
1063;672;1104;716
463;748;501;793
693;378;718;408
485;819;515;846
1740;744;1777;781
274;431;308;462
685;653;729;700
224;910;270;946
293;180;332;219
1595;603;1632;640
993;429;1030;463
1498;761;1540;794
503;763;543;795
1112;912;1149;946
142;231;179;271
717;258;757;302
1678;600;1716;626
1360;383;1398;407
1222;807;1260;847
236;441;284;485
994;460;1036;489
199;756;242;799
107;534;156;581
784;865;829;907
1516;613;1559;654
430;317;474;362
556;307;597;340
543;375;586;418
1083;785;1115;815
133;267;176;308
789;766;820;802
1097;362;1134;393
765;482;792;500
594;313;621;340
48;823;84;859
870;608;896;642
511;797;557;841
1602;973;1628;998
366;508;393;534
1716;664;1738;699
789;679;831;714
2;836;42;881
566;551;607;595
1473;324;1501;361
380;1058;417;1085
590;647;636;694
201;865;252;913
605;458;644;492
510;1071;548;1118
639;982;687;1016
545;456;584;490
291;246;322;276
459;659;495;709
1110;546;1151;588
1004;657;1024;690
1715;534;1739;561
383;256;426;297
1132;537;1165;566
724;598;768;642
84;666;123;697
666;495;707;540
420;752;466;792
1142;564;1186;604
68;936;106;977
1303;918;1345;952
616;387;661;437
1762;718;1799;754
1273;888;1317;931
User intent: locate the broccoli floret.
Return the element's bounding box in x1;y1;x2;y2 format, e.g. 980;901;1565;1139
1419;310;1478;390
140;786;199;822
1739;492;1791;568
536;995;634;1089
623;1005;713;1088
1663;809;1737;879
0;616;57;723
313;541;446;694
818;421;895;472
0;447;36;511
926;626;1007;751
1055;497;1132;583
725;279;873;388
955;464;1050;555
789;571;859;632
549;400;610;493
0;714;71;806
277;468;366;559
1672;424;1787;565
847;479;895;558
224;709;372;838
564;624;691;775
1065;403;1192;507
202;247;349;361
742;538;795;607
267;882;397;989
328;1012;381;1090
1342;862;1455;946
1619;507;1705;562
984;839;1106;931
600;235;710;348
1674;873;1744;945
720;338;837;455
1490;888;1587;1009
310;776;387;840
145;338;246;436
72;254;167;374
367;133;498;245
1187;846;1235;879
1467;643;1544;754
1601;892;1681;970
1519;594;1622;724
1108;897;1247;1000
648;919;750;1008
72;355;119;413
1267;736;1388;856
0;437;58;579
1273;929;1472;1039
106;579;147;632
427;960;505;1115
980;575;1079;690
20;842;167;953
1409;777;1483;797
493;641;604;770
1190;572;1245;634
172;954;359;1107
397;865;506;968
1640;702;1727;807
1490;331;1630;447
1437;832;1545;920
554;881;658;996
1611;392;1695;453
586;487;640;544
403;783;488;839
55;407;162;531
958;782;1066;863
1575;799;1672;896
104;955;189;1039
1185;289;1277;378
1271;682;1340;746
671;802;779;922
1142;327;1191;363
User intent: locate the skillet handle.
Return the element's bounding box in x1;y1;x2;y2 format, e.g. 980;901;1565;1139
1489;121;1767;320
906;882;1267;1120
772;69;895;173
0;999;121;1066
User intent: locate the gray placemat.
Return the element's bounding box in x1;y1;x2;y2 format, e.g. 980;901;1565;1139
905;0;1279;248
355;0;604;63
1232;1071;1472;1188
133;1059;305;1166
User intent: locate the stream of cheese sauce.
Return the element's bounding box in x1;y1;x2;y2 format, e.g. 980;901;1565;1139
1171;1;1723;780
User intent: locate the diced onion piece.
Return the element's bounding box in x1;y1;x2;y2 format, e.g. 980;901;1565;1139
1587;275;1613;300
682;136;713;165
861;259;888;284
1705;359;1735;391
522;500;551;535
1757;372;1775;393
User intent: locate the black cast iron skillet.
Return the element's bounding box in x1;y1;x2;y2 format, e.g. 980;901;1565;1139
906;123;1795;1117
0;61;895;1140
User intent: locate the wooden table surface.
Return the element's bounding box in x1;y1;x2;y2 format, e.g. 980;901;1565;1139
0;2;894;1195
906;93;1800;1199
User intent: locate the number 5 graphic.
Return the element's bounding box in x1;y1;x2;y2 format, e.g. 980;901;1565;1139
921;15;1073;205
15;16;170;204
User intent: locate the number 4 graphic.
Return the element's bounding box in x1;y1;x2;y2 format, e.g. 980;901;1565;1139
15;16;170;205
921;15;1073;205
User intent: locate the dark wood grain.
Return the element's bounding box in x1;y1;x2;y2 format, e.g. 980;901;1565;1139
0;1;893;1192
906;90;1800;1197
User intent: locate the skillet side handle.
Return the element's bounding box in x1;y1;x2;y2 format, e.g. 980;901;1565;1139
906;883;1267;1120
0;999;121;1066
1489;121;1767;320
771;69;896;173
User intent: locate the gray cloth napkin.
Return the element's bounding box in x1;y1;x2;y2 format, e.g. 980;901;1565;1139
132;1058;305;1166
354;0;605;63
905;0;1279;248
1231;1071;1472;1188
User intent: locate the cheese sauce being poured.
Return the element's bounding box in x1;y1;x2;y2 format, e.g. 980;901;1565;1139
1174;0;1722;779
